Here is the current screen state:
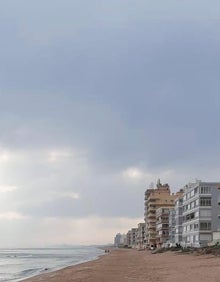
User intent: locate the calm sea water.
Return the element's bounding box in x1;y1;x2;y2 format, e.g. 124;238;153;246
0;246;104;282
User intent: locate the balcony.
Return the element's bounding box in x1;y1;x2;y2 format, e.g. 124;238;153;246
147;213;156;219
148;226;156;231
156;221;169;226
148;234;156;239
147;218;155;223
148;221;156;226
148;206;156;213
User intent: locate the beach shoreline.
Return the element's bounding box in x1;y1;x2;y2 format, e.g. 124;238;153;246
23;248;220;282
21;250;106;282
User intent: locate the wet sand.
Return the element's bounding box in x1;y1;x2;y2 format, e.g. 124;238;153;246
24;248;220;282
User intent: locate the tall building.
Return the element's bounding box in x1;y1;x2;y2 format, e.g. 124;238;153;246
114;233;127;247
174;195;183;244
168;208;176;245
182;180;220;247
136;223;145;249
156;207;171;246
144;187;155;246
114;233;122;247
131;228;138;248
144;179;182;246
126;230;132;247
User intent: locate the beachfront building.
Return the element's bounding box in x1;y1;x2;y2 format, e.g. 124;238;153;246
182;180;220;247
131;228;138;248
126;230;132;247
144;187;155;246
136;223;145;249
156;207;170;246
144;179;182;247
114;233;127;247
168;208;176;246
174;196;183;244
114;233;122;247
120;234;127;246
126;228;138;248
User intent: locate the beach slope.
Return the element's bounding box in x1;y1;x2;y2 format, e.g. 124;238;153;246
24;248;220;282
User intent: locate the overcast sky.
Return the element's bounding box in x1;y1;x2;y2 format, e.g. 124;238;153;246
0;0;220;247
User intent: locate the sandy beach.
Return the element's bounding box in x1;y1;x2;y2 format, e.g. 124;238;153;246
24;248;220;282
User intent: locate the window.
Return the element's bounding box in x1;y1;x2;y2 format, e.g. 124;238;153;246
194;223;199;230
200;186;211;194
200;197;211;206
200;222;211;230
200;210;211;217
190;201;195;209
186;212;195;221
200;234;212;241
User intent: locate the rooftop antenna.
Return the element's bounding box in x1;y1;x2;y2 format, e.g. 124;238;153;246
157;178;161;187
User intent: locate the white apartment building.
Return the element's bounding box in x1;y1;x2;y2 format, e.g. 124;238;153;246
156;207;170;246
114;233;127;247
182;180;220;247
168;208;176;245
114;233;122;247
175;196;183;244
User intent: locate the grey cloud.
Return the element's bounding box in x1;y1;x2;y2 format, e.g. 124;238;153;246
0;0;219;235
20;186;144;219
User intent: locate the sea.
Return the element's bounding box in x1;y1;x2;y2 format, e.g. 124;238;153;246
0;246;105;282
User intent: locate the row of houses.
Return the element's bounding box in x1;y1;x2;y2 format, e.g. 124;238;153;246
114;179;220;248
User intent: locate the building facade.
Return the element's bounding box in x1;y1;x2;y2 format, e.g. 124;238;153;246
114;233;127;247
168;208;176;246
136;223;145;249
114;233;122;247
131;228;138;248
182;180;220;247
175;196;183;244
126;230;132;247
156;207;170;246
144;179;182;246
